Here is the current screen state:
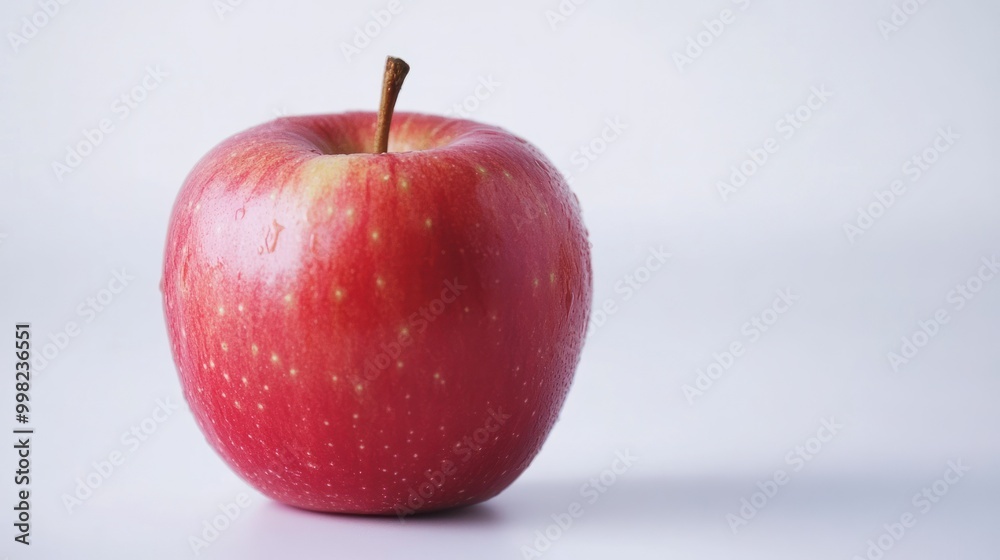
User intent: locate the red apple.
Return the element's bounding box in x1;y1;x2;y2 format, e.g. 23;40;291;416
161;58;591;514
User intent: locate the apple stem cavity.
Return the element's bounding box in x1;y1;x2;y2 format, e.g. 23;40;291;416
373;56;410;154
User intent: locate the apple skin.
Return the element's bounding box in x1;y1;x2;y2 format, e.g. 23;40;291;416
161;111;591;514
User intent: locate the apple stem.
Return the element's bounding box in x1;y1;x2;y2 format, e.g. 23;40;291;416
373;56;410;154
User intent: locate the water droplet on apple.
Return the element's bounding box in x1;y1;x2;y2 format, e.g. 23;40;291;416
235;206;246;221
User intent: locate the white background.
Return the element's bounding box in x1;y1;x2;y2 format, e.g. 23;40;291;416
2;0;999;558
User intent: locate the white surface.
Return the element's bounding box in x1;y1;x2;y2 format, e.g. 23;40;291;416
2;0;999;558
